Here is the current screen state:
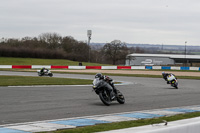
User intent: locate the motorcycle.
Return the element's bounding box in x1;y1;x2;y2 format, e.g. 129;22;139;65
92;78;125;106
37;69;53;77
167;75;178;89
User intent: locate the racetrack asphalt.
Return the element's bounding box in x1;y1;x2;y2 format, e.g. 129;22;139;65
0;71;200;125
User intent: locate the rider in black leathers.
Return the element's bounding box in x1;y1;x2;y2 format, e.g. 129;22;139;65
95;73;116;100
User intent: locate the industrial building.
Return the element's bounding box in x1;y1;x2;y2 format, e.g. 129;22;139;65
126;53;200;66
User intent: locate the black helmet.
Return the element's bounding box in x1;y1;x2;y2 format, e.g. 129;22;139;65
95;73;102;78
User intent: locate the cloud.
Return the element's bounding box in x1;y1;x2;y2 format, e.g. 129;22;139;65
1;0;200;45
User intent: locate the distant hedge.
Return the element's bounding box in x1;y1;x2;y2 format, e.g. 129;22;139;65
0;45;67;59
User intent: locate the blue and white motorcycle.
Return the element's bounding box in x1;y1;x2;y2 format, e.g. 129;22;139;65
167;74;178;89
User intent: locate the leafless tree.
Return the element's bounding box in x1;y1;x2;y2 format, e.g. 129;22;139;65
61;36;89;61
38;32;62;49
102;40;129;65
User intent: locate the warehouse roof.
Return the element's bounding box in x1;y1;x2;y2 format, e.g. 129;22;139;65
127;53;200;59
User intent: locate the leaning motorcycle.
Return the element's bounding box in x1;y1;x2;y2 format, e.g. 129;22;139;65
167;75;178;89
92;78;125;106
37;69;53;77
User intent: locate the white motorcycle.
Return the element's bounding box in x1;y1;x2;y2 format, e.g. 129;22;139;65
37;69;53;77
167;74;178;89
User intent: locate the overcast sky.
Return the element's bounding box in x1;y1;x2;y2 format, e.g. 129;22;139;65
1;0;200;46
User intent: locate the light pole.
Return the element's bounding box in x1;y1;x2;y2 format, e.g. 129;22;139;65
185;41;187;66
87;30;92;62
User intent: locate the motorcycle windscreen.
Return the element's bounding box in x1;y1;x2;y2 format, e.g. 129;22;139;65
93;78;100;86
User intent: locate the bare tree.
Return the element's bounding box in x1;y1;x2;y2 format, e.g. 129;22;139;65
61;36;77;53
38;32;62;49
62;36;89;61
102;40;129;65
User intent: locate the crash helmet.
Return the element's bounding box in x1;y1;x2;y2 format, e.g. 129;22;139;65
162;71;165;75
95;73;102;78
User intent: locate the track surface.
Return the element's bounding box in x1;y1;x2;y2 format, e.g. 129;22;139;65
0;71;200;125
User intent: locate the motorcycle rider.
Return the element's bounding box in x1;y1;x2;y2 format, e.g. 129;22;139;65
162;72;176;84
95;73;116;100
40;67;48;75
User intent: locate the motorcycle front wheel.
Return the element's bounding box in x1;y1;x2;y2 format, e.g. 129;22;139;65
116;90;125;104
99;91;111;106
171;84;178;89
48;73;53;77
173;82;178;89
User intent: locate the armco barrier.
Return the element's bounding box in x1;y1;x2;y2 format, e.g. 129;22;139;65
180;66;190;70
0;65;12;68
86;66;101;69
68;66;86;69
51;66;68;69
131;66;146;69
101;66;117;69
171;66;181;70
152;66;161;69
12;65;31;69
0;65;199;71
32;65;51;69
145;66;153;69
161;66;171;70
117;66;131;69
190;67;199;71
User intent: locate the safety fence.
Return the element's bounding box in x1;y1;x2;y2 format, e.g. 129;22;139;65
0;65;200;70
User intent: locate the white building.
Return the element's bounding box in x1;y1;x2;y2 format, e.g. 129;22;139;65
126;53;200;66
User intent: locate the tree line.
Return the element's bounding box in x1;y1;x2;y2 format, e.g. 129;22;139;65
0;32;144;65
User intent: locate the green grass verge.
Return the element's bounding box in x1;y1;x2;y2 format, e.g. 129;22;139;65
0;75;92;86
0;57;111;66
39;112;200;133
106;73;200;80
53;71;200;80
1;69;200;80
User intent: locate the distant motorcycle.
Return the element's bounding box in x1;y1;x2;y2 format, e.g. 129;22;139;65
167;74;178;89
92;78;125;106
37;69;53;77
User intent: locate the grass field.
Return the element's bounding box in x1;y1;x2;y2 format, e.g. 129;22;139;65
0;75;92;86
0;57;111;66
53;71;200;80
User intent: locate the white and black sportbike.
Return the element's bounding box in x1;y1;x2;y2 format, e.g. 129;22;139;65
162;72;178;89
37;69;53;77
92;74;125;106
167;74;178;89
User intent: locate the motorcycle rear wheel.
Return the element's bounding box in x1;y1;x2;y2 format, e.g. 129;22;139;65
48;73;53;77
99;91;111;106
